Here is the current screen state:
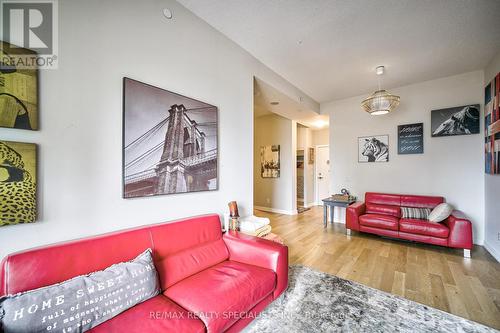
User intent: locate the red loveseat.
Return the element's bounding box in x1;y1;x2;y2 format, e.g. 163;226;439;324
0;214;288;333
346;192;473;257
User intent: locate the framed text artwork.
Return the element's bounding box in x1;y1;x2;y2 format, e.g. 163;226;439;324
398;123;424;154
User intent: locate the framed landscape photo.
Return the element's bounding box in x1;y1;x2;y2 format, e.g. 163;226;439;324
358;135;389;162
0;141;37;226
398;123;424;154
123;78;218;199
0;41;39;130
431;104;480;137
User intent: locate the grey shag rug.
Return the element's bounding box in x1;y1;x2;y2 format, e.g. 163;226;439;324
243;265;498;333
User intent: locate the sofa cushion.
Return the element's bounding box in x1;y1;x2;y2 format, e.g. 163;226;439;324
400;207;431;220
157;239;229;289
0;249;160;333
359;214;399;231
399;218;450;238
366;203;401;217
90;295;205;333
400;195;444;209
365;192;401;206
428;203;454;223
149;215;228;290
165;260;276;333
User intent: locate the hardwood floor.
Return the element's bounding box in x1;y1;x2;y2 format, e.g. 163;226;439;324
256;206;500;329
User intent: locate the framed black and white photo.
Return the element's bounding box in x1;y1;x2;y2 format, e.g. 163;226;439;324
123;78;218;199
358;135;389;162
398;123;423;154
261;145;280;178
431;104;480;137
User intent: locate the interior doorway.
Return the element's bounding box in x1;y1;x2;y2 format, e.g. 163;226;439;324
315;145;330;204
296;149;308;212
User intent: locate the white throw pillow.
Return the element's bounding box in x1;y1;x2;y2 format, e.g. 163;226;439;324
428;203;454;223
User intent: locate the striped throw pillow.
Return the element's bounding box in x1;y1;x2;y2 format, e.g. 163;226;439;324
400;207;431;220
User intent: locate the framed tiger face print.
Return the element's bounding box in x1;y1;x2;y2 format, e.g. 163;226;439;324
358;135;389;163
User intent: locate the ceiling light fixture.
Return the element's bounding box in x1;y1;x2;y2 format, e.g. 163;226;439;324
313;120;328;128
361;66;400;116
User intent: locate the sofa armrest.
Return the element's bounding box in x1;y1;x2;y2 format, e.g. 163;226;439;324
346;201;366;231
223;231;288;299
443;210;473;250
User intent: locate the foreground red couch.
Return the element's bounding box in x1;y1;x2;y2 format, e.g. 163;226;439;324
346;192;473;257
0;214;288;332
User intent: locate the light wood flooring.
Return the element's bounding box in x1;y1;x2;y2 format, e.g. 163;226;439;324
256;206;500;329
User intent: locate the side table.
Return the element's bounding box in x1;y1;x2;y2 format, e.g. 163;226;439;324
322;198;356;228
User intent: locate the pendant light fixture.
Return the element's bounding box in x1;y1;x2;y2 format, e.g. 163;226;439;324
361;66;400;116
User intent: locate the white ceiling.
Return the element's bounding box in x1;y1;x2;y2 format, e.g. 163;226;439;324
178;0;500;103
254;78;328;129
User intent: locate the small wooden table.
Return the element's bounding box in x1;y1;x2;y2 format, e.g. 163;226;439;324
322;198;356;228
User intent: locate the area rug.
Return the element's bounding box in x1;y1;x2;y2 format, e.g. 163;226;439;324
243;265;498;333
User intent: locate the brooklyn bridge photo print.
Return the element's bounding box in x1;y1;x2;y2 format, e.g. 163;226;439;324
123;78;218;198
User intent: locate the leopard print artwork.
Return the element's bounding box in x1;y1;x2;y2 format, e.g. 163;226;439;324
0;142;36;225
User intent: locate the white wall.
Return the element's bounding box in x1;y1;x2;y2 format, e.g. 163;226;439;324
322;71;485;244
0;0;317;259
254;114;297;214
484;51;500;261
312;128;329;146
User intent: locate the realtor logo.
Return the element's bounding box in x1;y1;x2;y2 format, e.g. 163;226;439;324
1;0;58;69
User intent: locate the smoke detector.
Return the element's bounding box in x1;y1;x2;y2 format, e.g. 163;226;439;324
163;8;173;19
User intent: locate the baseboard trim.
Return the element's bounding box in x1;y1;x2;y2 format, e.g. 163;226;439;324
484;241;500;262
254;206;297;215
304;202;317;208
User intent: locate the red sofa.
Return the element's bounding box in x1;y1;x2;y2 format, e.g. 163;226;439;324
346;192;473;257
0;214;288;333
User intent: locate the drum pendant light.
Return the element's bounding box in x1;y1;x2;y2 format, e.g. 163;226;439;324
361;66;400;115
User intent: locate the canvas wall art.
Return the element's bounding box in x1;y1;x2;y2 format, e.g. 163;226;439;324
308;147;315;164
0;141;37;226
398;123;424;154
0;41;38;130
358;135;389;162
431;104;480;137
123;78;218;198
485;72;499;174
261;145;280;178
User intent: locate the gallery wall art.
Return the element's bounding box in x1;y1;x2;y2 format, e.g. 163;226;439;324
398;123;423;154
358;135;389;162
0;41;38;130
431;104;480;137
485;72;499;174
123;78;218;198
0;141;37;226
261;145;280;178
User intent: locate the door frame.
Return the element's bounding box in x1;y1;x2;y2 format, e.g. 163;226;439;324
314;144;329;205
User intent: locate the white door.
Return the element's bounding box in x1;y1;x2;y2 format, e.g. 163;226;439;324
316;146;330;204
